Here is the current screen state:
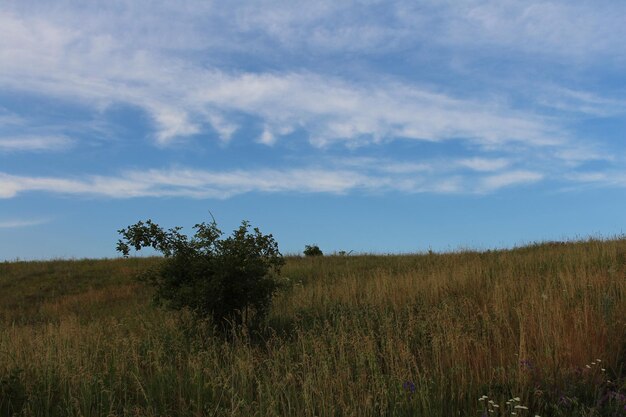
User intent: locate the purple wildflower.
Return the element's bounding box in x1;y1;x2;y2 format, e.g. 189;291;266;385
520;359;534;371
403;380;416;395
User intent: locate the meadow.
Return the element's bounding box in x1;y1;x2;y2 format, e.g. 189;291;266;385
1;239;625;416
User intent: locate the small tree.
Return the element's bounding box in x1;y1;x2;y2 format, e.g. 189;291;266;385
116;218;284;329
303;244;323;257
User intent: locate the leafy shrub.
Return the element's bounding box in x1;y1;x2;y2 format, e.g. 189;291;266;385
303;244;323;257
116;219;284;328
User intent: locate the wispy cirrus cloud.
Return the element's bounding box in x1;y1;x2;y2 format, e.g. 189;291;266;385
333;156;512;174
457;158;510;172
478;170;543;193
221;0;626;62
6;0;623;61
0;169;378;199
0;218;48;228
0;135;73;152
536;86;626;117
0;0;623;199
439;1;626;60
0;4;592;152
0;158;547;200
565;171;626;189
0;108;24;126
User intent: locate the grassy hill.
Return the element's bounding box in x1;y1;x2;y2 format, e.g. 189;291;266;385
1;239;625;416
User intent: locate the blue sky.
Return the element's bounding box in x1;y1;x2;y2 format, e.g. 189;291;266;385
1;0;625;260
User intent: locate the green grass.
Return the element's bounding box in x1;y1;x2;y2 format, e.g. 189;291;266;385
1;239;625;416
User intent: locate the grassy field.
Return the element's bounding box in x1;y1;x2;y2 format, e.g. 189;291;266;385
1;239;625;416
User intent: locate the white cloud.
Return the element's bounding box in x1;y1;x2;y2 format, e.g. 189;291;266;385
0;160;552;200
0;108;23;126
554;146;613;167
377;162;433;174
258;127;276;146
0;169;372;199
207;114;238;143
336;156;512;174
149;106;201;145
198;71;562;148
0;0;622;197
479;170;543;192
226;1;626;63
537;87;626;117
0;218;47;228
230;1;411;53
0;7;569;150
566;172;609;183
437;1;626;60
565;171;626;188
458;158;509;172
0;135;72;152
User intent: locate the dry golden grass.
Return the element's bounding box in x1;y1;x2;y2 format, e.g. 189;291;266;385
1;239;625;416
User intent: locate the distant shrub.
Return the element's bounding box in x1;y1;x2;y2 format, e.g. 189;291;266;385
303;245;323;257
116;218;284;329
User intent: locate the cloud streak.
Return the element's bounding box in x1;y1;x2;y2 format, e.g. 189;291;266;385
0;0;622;201
0;7;575;150
441;1;626;60
0;136;72;152
0;160;548;200
0;218;47;228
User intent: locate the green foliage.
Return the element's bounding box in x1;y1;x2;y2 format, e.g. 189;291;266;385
303;244;323;257
0;368;27;417
117;219;284;328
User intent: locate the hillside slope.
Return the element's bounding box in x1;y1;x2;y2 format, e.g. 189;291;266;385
1;240;625;416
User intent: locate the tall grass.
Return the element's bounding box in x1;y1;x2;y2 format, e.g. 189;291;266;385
1;239;625;416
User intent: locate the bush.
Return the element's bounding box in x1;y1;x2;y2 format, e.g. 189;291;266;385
303;244;323;257
116;218;284;328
